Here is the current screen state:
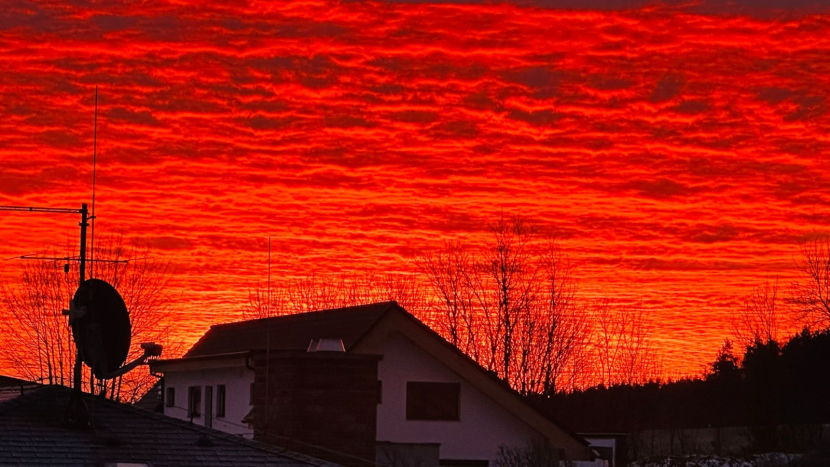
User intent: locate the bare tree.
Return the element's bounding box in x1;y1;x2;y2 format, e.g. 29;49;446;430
530;241;591;394
790;238;830;330
592;300;661;386
0;256;75;386
243;272;434;325
478;215;540;383
0;234;178;402
417;214;593;394
731;278;788;353
244;281;289;320
416;241;481;362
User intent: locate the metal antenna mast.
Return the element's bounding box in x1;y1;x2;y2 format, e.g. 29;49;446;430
265;236;273;436
90;86;98;277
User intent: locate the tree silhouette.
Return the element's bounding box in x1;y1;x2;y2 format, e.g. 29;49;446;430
417;214;658;393
417;214;594;393
790;237;830;330
732;278;790;354
0;234;178;402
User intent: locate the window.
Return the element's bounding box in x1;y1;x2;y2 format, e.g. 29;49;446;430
249;382;255;405
188;386;202;418
377;380;383;404
165;387;175;407
204;386;213;428
406;382;460;421
216;385;226;418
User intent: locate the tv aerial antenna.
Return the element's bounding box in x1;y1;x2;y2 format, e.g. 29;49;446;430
0;89;162;426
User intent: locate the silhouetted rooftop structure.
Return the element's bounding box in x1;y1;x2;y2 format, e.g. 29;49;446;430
0;382;342;467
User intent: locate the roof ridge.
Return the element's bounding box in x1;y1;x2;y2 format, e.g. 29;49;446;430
0;383;46;415
210;301;399;329
181;301;401;358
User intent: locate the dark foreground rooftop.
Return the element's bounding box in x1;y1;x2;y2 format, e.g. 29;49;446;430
0;383;341;467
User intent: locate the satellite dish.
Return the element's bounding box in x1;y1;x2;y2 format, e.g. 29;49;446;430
71;279;131;378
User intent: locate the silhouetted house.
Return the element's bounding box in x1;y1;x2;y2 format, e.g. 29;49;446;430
0;381;341;467
578;434;627;467
150;301;595;467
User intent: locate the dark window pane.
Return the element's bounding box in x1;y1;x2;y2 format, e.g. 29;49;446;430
204;386;213;428
216;385;226;418
406;382;460;421
165;387;175;407
188;386;201;418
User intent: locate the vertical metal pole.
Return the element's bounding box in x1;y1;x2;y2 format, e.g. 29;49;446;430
79;203;88;284
73;203;88;393
91;88;97;278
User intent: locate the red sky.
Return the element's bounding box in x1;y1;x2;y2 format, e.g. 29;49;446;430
1;0;829;376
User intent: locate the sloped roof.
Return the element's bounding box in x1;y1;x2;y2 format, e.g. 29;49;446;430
184;302;397;358
168;301;592;460
0;375;30;387
0;383;341;467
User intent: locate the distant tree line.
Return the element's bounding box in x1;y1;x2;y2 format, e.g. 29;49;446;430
535;329;830;453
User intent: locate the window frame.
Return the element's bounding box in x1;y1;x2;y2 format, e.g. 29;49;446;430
216;384;226;418
165;387;175;408
188;386;202;418
405;381;461;421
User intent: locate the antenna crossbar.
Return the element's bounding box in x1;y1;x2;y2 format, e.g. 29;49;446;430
19;255;128;264
0;205;83;215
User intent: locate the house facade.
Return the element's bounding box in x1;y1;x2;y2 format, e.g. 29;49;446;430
150;302;595;467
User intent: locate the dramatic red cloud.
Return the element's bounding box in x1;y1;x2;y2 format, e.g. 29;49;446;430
1;1;828;376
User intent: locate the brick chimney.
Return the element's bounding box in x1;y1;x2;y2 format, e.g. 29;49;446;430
251;349;381;467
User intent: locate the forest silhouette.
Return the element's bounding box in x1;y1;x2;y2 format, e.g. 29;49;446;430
538;329;830;454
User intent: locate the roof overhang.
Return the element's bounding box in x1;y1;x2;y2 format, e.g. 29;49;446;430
150;351;251;373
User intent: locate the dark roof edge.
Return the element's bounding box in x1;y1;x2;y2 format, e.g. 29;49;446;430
153;351;251;365
210;301;400;331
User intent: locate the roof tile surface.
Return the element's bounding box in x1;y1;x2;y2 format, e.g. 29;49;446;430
184;301;397;357
0;384;343;467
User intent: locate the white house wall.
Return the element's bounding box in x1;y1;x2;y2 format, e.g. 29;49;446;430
163;365;255;437
374;332;544;463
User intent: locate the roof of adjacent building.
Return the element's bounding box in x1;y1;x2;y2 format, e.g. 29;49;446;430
0;383;341;467
163;301;593;460
0;375;30;387
184;301;396;358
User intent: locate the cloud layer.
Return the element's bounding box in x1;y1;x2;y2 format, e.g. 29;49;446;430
1;0;829;374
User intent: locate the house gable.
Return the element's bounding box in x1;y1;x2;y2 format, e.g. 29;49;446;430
371;331;547;462
351;308;592;461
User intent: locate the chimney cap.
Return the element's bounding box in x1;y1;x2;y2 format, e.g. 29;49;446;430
307;337;346;353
